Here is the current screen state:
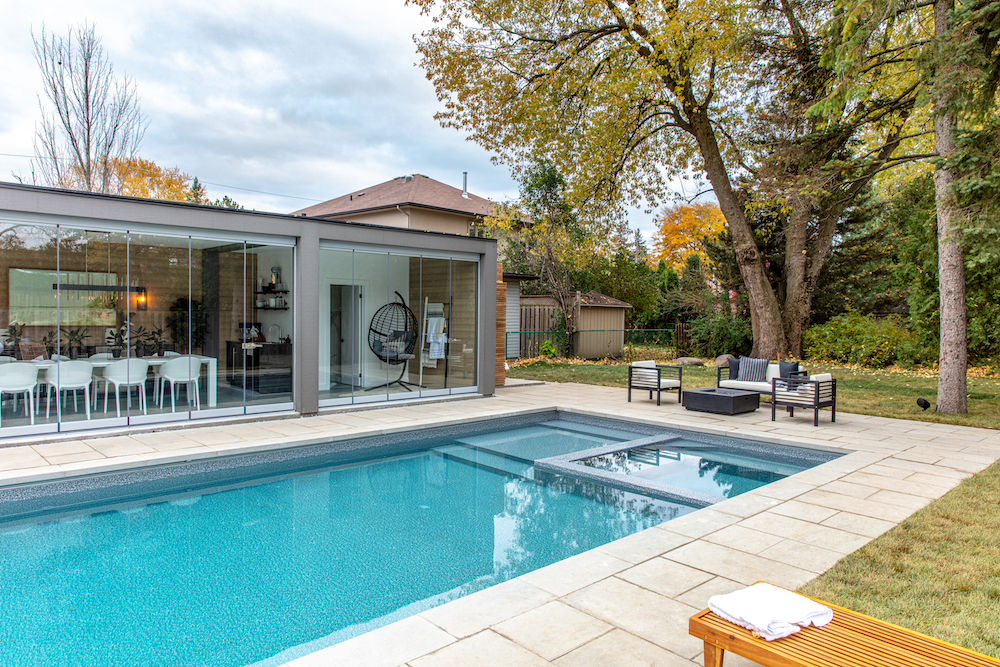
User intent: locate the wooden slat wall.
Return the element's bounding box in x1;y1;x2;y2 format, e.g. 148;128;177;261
519;305;557;357
495;264;505;385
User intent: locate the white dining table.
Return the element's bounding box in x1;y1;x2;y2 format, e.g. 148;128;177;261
29;355;219;407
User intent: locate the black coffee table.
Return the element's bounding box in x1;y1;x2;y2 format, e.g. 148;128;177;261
682;388;760;415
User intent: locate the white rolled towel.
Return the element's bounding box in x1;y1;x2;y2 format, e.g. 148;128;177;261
708;582;833;641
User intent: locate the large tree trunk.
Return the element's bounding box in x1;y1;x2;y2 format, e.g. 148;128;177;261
783;196;843;357
934;0;968;413
690;111;788;359
783;199;811;357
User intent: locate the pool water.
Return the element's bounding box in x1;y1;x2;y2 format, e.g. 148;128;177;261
0;420;693;667
580;441;807;498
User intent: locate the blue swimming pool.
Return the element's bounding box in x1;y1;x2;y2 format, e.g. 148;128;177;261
0;412;839;666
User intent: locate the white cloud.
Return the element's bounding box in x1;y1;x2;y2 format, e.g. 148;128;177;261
0;0;656;234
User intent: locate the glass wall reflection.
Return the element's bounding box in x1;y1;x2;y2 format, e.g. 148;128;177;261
317;248;478;407
0;224;61;431
1;222;295;435
244;245;293;408
318;249;356;402
450;260;478;391
419;257;451;396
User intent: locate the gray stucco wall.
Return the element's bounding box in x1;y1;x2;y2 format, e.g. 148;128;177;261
0;183;497;417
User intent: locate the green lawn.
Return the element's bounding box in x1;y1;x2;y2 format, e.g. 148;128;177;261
508;359;1000;430
799;459;1000;659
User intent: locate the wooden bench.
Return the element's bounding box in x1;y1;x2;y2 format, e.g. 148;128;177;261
689;589;1000;667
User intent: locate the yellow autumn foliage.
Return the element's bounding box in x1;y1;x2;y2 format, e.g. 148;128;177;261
113;158;191;202
649;202;725;269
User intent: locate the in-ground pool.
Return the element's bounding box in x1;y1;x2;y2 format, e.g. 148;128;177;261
0;411;841;667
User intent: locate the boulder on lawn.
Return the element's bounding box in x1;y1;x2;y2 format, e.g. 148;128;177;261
715;354;737;367
674;356;705;366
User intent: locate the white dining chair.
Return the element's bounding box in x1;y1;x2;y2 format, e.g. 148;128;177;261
89;353;114;409
0;362;40;426
42;360;94;419
158;356;201;412
152;351;182;403
102;359;150;417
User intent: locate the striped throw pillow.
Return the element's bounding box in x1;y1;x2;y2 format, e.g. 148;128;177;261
736;356;769;383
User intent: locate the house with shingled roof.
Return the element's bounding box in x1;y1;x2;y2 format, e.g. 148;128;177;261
294;173;494;236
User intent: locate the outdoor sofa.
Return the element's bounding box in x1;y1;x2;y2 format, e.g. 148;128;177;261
717;357;805;394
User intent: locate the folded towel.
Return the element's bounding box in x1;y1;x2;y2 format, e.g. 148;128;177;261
708;582;833;641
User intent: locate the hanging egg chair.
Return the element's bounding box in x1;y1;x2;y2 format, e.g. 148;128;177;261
367;291;420;391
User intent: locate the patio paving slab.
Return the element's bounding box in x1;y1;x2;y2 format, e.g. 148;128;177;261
662;540;817;590
554;629;698;667
767;499;839;523
518;550;634;598
615;557;716;598
562;577;704;660
285;616;455;667
493;601;613;662
702;525;786;555
596;524;694;564
408;630;553;667
420;578;555;639
819;511;897;538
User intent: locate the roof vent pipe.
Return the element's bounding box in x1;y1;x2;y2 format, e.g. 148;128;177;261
462;171;469;199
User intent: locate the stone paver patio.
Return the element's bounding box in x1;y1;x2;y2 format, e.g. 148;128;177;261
2;381;998;667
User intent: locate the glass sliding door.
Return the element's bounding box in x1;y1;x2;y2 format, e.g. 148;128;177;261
352;251;388;404
386;253;418;401
187;237;248;417
0;223;60;435
244;244;293;411
56;229;131;430
318;249;356;404
315;246;480;409
449;260;478;391
418;257;451;397
119;233;192;425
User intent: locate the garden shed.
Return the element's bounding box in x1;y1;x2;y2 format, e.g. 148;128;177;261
518;291;632;359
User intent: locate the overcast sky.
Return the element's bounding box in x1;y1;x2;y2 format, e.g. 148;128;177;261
0;0;665;239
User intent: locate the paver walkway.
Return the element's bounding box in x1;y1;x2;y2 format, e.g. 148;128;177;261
2;382;998;667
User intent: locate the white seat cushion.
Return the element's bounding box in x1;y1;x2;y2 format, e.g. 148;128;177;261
719;379;771;393
659;379;681;389
631;360;659;385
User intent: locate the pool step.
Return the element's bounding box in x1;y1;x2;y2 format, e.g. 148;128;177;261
433;445;535;480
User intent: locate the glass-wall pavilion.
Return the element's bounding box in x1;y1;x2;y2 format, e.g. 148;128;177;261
0;183;496;439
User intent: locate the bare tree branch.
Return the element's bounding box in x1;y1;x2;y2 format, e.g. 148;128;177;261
31;22;148;193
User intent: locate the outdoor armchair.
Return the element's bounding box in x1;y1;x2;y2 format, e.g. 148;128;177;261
628;360;683;405
771;373;837;426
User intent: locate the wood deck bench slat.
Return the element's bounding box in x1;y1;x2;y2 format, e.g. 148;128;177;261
689;588;1000;667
